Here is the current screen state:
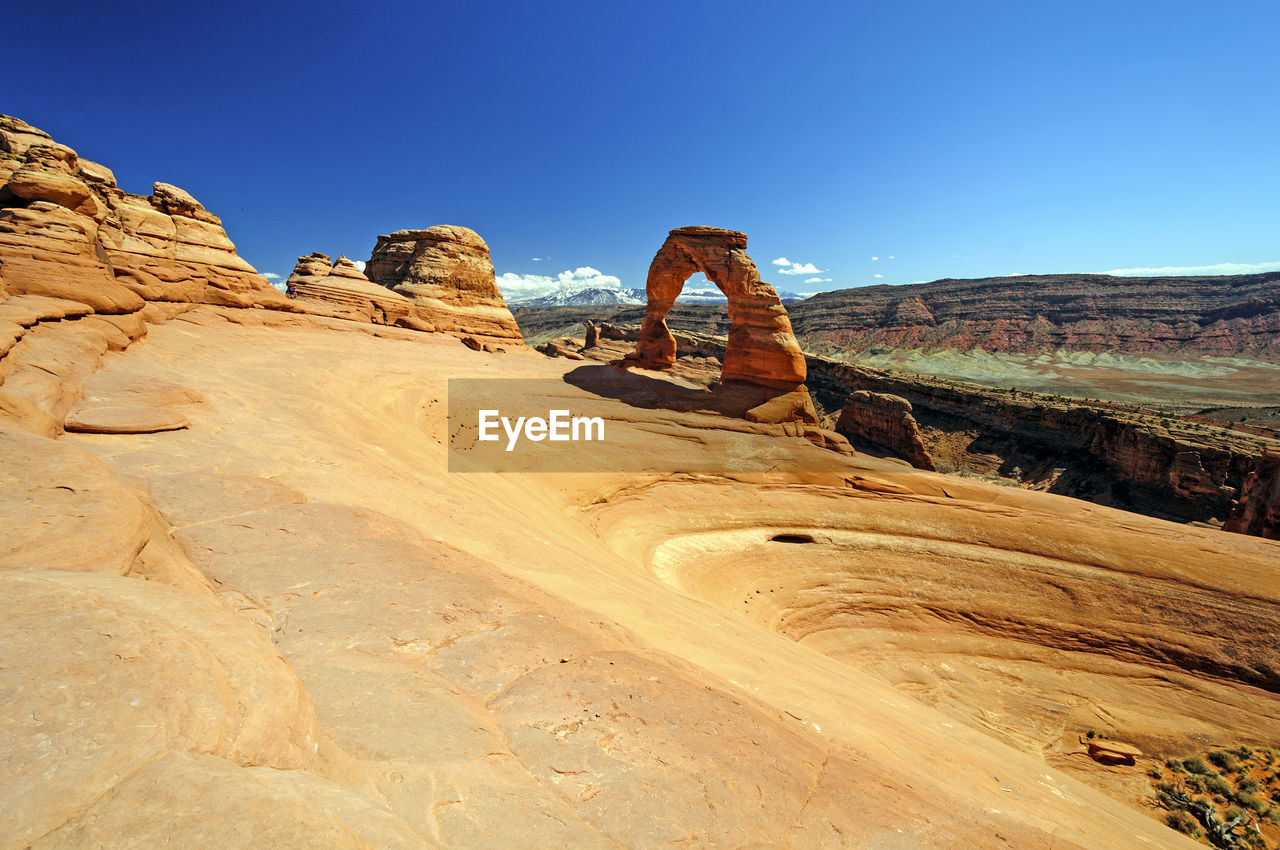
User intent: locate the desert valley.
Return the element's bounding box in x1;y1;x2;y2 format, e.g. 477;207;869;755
1;107;1278;850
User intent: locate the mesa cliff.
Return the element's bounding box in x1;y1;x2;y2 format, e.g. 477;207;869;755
788;273;1280;359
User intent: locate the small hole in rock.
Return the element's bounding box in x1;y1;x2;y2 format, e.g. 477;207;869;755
770;533;815;544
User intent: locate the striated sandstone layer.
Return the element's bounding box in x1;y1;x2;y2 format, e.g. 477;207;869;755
365;225;524;344
835;390;936;470
285;252;415;325
808;357;1275;524
0;115;292;313
787;273;1280;359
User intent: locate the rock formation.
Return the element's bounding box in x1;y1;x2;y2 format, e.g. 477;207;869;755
583;319;599;348
626;226;815;424
1225;449;1280;539
365;225;523;344
0;114;292;313
809;356;1270;525
835;390;936;470
787;272;1280;359
284;252;415;325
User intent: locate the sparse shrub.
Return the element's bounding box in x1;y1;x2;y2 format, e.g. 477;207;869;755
1183;756;1213;775
1236;792;1271;816
1147;765;1164;780
1166;810;1201;837
1238;776;1260;793
1186;775;1207;793
1205;775;1232;796
1209;749;1240;771
1166;758;1186;773
1225;805;1246;821
1233;745;1255;761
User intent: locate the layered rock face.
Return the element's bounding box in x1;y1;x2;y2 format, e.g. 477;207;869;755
1226;449;1280;539
627;226;814;423
284;252;414;325
788;273;1280;359
809;357;1266;524
835;390;936;470
0;115;292;313
365;225;523;344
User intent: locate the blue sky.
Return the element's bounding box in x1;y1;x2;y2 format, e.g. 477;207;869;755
7;0;1279;300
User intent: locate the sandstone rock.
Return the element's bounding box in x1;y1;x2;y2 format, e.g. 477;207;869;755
365;225;523;344
150;181;222;224
1086;739;1142;766
64;402;190;434
0;428;151;574
0;116;293;313
583;319;599;348
835;390;936;470
286;252;414;325
0;570;318;845
31;751;432;850
788;271;1280;360
626;226;815;424
1226;448;1280;539
0;202;145;313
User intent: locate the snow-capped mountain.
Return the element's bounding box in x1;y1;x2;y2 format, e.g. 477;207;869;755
516;287;647;307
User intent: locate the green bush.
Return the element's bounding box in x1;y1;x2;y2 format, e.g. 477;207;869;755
1209;749;1239;771
1205;775;1232;795
1183;756;1213;775
1185;775;1207;793
1235;792;1271;815
1146;765;1163;780
1238;776;1259;793
1166;758;1186;772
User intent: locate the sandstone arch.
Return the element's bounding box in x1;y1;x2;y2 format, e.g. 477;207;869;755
628;226;815;423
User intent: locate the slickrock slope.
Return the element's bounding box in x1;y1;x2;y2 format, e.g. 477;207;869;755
5;312;1274;848
366;225;524;345
285;252;416;325
788;273;1280;359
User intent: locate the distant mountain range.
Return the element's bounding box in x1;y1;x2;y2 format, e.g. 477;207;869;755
510;286;807;307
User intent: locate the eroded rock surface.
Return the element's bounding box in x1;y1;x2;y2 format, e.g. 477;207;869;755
285;252;416;326
365;225;524;344
835;389;936;470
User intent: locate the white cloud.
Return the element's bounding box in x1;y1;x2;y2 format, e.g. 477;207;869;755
1104;260;1280;277
772;257;790;266
874;274;884;279
352;260;366;272
262;272;281;280
888;255;895;260
496;266;624;302
777;261;823;276
871;256;879;262
804;277;832;283
531;257;546;262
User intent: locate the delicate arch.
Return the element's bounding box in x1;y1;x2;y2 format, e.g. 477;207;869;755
631;226;807;389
